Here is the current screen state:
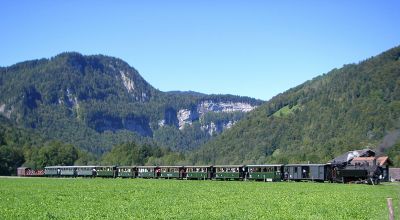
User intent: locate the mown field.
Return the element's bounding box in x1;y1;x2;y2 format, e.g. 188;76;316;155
0;177;399;219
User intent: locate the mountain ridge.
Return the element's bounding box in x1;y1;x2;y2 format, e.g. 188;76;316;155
0;52;263;154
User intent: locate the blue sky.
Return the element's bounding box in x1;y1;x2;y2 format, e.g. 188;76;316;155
1;1;399;100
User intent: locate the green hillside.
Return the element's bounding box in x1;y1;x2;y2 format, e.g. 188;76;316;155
0;53;262;155
190;46;400;165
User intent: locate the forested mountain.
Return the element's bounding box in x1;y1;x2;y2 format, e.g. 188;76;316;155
189;46;400;166
0;52;262;155
0;115;88;174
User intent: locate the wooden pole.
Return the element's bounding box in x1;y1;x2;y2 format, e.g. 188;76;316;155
387;198;394;220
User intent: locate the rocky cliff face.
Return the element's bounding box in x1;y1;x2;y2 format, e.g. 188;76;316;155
201;120;236;136
0;103;12;118
197;101;255;114
175;100;257;133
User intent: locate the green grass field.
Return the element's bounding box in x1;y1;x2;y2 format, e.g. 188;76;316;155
0;177;399;219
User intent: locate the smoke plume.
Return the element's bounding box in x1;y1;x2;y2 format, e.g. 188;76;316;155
376;129;400;154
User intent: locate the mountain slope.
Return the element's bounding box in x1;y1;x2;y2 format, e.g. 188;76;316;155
190;46;400;165
0;53;262;154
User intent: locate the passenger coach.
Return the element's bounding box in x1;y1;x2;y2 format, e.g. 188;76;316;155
117;166;137;178
137;166;158;178
214;165;246;180
247;164;283;182
159;166;185;179
185;165;213;180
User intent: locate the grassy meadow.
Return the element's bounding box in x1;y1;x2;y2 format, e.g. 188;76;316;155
0;177;399;219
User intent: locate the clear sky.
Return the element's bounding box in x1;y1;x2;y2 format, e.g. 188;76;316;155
1;1;399;100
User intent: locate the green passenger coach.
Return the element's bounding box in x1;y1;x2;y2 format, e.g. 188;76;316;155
45;166;91;177
247;165;283;181
214;165;246;180
95;166;116;178
159;166;185;179
117;166;137;178
185;166;213;179
44;166;59;176
76;166;96;177
137;166;158;178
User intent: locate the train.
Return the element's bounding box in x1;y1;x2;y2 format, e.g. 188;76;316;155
17;149;392;184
